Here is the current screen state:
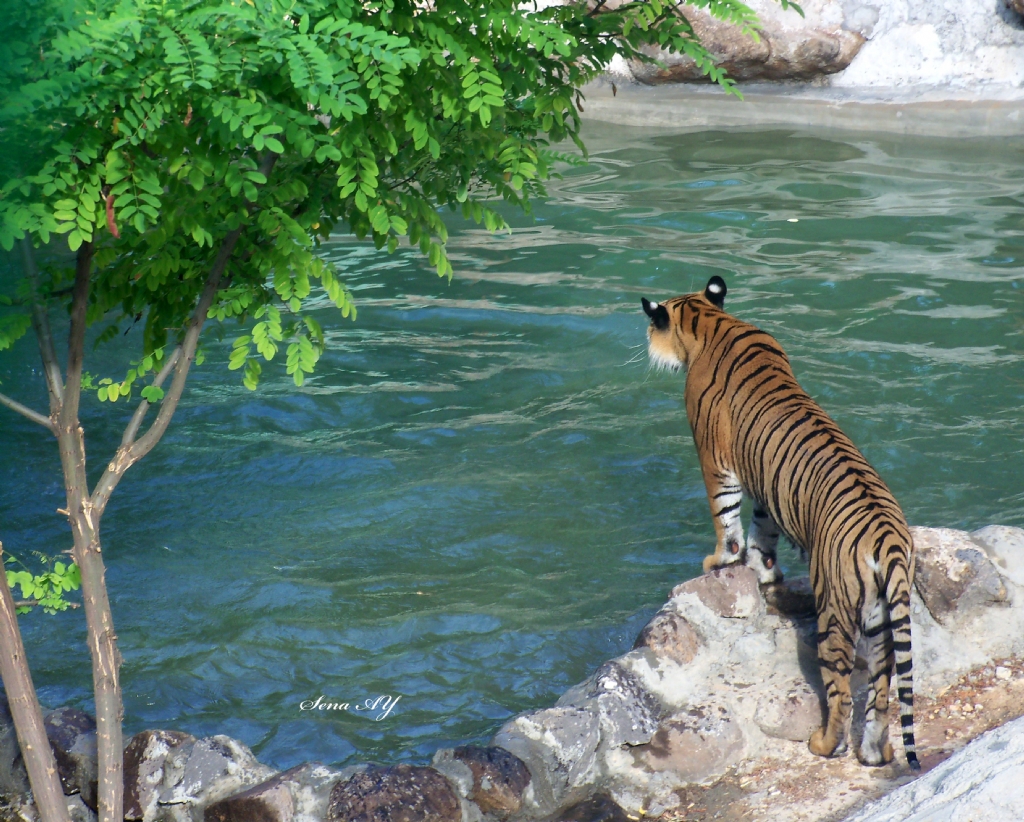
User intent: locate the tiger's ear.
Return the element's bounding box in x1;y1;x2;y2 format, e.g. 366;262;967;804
704;276;727;309
641;297;670;330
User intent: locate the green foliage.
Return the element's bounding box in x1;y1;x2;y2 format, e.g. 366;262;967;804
1;0;767;389
4;552;81;615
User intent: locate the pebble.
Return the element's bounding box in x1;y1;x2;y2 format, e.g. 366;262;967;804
995;666;1011;681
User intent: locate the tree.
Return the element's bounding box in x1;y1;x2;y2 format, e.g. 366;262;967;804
0;1;793;819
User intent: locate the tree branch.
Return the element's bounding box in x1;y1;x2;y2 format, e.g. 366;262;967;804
14;600;81;610
57;241;94;437
90;152;278;516
22;238;64;415
0;392;57;433
124;232;237;461
121;347;182;448
90;346;181;515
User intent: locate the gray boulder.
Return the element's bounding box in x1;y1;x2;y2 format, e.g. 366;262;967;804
432;745;531;818
627;0;864;83
159;735;275;816
755;677;824;742
633;609;702;664
0;695;29;802
911;527;1008;625
123;730;274;822
670;565;763;619
557;662;663;749
326;765;460;822
123;730;197;821
203;762;352;822
493;706;601;814
44;707;97;810
971;525;1024;589
634;703;745;785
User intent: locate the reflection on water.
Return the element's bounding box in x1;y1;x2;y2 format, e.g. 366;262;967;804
1;123;1022;770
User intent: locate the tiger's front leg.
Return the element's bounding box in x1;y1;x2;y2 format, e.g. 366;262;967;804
700;466;746;573
745;504;783;585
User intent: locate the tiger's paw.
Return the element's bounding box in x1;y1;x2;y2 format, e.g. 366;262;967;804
808;728;846;758
745;547;783;585
857;740;894;767
703;541;744;573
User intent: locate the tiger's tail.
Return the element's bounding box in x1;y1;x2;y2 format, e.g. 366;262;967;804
886;551;921;771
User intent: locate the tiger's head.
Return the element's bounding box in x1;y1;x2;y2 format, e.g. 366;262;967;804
642;276;727;372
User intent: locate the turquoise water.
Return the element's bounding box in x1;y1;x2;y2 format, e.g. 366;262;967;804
2;122;1023;770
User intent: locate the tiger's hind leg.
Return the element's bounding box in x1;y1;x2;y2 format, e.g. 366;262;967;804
858;593;895;766
809;609;857;758
699;466;745;573
744;503;783;585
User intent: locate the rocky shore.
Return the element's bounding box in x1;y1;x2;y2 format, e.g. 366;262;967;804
3;524;1024;822
578;0;1024;137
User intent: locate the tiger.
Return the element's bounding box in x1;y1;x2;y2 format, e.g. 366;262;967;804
641;275;920;771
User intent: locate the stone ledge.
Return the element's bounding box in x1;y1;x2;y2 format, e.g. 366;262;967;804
579;80;1024;138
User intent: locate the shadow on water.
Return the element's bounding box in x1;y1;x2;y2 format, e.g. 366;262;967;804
1;122;1022;769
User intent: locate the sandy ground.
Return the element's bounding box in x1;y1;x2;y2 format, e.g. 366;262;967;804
651;656;1024;822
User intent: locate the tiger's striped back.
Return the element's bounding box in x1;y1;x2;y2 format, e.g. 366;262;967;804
643;277;920;771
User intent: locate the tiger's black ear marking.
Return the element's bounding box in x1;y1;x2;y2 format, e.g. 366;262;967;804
641;297;670;330
705;276;727;309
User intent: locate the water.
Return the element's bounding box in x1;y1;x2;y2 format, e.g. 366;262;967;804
1;123;1023;770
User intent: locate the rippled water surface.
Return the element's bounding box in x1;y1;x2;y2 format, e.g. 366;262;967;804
2;123;1023;769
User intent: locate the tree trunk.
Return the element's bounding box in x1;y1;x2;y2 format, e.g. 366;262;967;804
52;241;124;822
67;513;122;822
0;543;72;822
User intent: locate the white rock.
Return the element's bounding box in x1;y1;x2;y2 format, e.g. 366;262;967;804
830;0;1024;90
971;525;1024;589
842;716;1024;822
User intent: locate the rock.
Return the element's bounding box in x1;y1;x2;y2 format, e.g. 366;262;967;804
123;730;197;821
0;694;29;801
493;707;601;814
832;0;1024;90
44;707;97;809
635;704;745;785
971;525;1024;589
843;715;1024;821
671;566;763;619
204;766;295;822
633;609;702;664
1011;0;1024;16
67;793;97;822
911;527;1008;625
557;792;631;822
326;765;460;822
436;745;530;817
204;762;354;822
763;575;817;618
755;679;824;742
627;1;864;83
159;735;275;812
558;662;663;749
